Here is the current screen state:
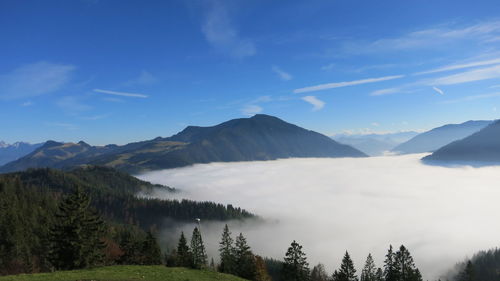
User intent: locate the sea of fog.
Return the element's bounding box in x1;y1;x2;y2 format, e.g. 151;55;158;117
137;154;500;280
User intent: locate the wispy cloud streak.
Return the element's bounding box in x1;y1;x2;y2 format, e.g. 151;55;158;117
301;96;325;111
93;89;148;98
294;75;404;94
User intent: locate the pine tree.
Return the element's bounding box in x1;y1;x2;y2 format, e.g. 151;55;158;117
282;240;310;281
190;227;207;269
234;233;257;279
332;251;358;281
176;232;192;267
394;245;422;281
142;231;162;265
49;186;105;270
375;268;383;281
457;261;474;281
311;263;329;281
384;245;399;281
361;254;377;281
219;224;235;274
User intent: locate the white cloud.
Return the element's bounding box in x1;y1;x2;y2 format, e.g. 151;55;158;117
44;122;77;130
371;122;380;127
432;64;500;85
94;89;149;98
124;70;157;86
415;57;500;75
490;84;500;88
241;104;263;116
301;96;325;111
271;65;292;81
432;87;445;95
370;87;404;96
294;75;404;94
321;63;335;71
21;101;33;107
56;96;92;113
201;1;256;58
139;154;500;280
0;62;75;100
440;92;500;104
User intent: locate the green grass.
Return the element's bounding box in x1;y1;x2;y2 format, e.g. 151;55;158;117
0;265;248;281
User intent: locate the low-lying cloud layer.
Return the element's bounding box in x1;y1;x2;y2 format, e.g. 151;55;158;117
138;154;500;280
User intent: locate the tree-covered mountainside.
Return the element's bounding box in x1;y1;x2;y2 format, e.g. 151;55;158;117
423;120;500;163
391;120;492;154
0;115;366;174
446;248;500;281
0;141;42;166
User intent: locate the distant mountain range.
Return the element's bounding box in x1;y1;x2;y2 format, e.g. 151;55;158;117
423;120;500;163
0;141;42;166
0;114;366;174
333;131;418;156
391;120;492;154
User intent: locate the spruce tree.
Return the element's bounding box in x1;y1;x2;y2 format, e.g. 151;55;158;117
332;251;358;281
375;268;383;281
457;261;474;281
383;245;399;281
142;231;162;265
282;240;310;281
176;232;192;267
190;227;207;269
361;254;377;281
219;224;235;274
49;186;105;270
254;255;272;281
234;232;257;279
311;263;329;281
394;245;422;281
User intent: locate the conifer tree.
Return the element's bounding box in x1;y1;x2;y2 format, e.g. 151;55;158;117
219;224;235;274
190;227;207;269
234;232;257;279
49;186;105;270
375;268;383;281
394;245;422;281
457;261;474;281
384;245;399;281
361;254;377;281
311;263;329;281
142;231;162;265
176;232;192;267
282;240;310;281
332;251;358;281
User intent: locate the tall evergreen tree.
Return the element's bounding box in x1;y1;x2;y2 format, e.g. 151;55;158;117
310;263;329;281
375;268;383;281
282;240;310;281
254;255;272;281
234;233;257;280
361;254;377;281
219;224;235;274
394;245;422;281
190;227;207;269
457;261;475;281
176;232;192;267
384;245;399;281
332;251;358;281
49;186;105;270
142;231;162;265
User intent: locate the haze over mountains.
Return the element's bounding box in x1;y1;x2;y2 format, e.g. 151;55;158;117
333;131;418;156
0;141;42;166
391;120;492;154
423;120;500;163
0;114;366;174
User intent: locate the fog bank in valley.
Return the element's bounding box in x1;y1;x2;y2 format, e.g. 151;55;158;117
138;154;500;280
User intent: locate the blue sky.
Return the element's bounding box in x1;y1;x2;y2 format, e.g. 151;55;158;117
2;0;500;145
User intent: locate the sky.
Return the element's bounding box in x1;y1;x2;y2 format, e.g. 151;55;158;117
2;0;500;145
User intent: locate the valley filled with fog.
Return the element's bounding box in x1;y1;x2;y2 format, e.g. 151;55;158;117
138;154;500;280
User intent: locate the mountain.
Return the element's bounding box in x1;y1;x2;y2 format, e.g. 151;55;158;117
391;120;492;154
333;131;418;156
423;120;500;163
0;141;42;165
0;114;367;173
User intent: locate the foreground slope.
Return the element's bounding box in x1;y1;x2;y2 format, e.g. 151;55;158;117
0;266;248;281
423;120;500;163
392;120;492;154
0;114;366;173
